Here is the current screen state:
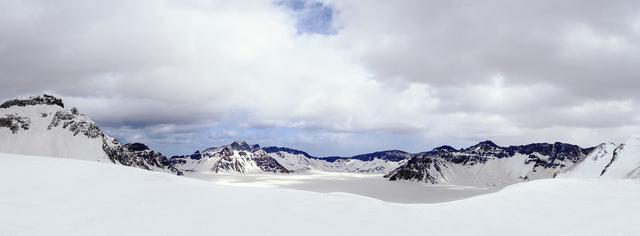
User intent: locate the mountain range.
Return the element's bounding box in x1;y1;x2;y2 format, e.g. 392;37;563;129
2;94;639;187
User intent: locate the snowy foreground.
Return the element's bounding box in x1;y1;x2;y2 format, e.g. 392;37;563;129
1;153;639;236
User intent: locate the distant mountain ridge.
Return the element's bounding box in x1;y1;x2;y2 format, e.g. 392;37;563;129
169;139;600;187
170;141;410;174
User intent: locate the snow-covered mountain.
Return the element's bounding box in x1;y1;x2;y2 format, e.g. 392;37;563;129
171;142;411;174
0;95;181;175
384;141;593;186
170;141;290;173
562;136;640;179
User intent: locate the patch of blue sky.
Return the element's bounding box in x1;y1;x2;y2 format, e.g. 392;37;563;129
277;0;337;35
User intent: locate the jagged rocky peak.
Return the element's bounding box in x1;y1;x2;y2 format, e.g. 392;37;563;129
468;140;500;151
478;140;498;146
0;94;64;109
228;140;260;151
200;141;261;153
464;140;510;157
432;145;457;152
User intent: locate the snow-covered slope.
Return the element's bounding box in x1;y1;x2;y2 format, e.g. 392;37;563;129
1;152;639;236
385;141;592;186
0;95;180;175
562;136;640;179
561;143;619;178
602;136;640;178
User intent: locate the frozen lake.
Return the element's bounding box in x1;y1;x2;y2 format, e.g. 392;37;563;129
186;171;499;203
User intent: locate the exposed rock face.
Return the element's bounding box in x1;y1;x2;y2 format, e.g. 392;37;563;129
387;156;445;183
0;114;30;134
121;143;183;175
102;141;182;175
47;110;102;138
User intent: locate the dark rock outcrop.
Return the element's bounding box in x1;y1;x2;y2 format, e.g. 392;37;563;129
0;114;30;134
0;94;64;109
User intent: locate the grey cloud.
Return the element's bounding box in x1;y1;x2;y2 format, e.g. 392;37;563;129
331;0;640;98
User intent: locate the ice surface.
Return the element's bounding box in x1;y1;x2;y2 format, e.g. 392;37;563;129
187;171;497;203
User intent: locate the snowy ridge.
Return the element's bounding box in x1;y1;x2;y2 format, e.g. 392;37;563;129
0;95;181;175
603;136;640;178
385;142;593;186
561;143;618;178
562;135;640;179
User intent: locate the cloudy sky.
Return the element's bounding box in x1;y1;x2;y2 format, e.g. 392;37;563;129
1;0;639;156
